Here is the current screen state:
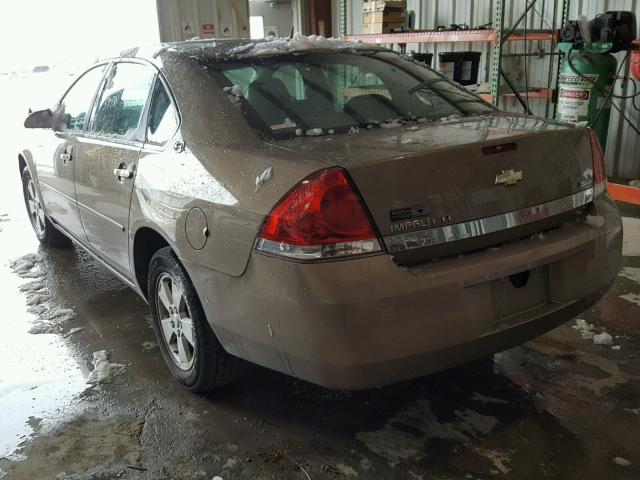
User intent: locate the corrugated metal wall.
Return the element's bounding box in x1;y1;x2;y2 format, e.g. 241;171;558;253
156;0;249;42
333;0;640;179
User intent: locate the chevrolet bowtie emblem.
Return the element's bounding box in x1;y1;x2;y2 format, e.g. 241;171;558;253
495;169;523;186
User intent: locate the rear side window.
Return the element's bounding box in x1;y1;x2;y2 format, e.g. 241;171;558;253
146;80;178;145
59;64;109;132
90;62;155;140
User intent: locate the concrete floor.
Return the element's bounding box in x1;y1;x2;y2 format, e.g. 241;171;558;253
1;75;639;480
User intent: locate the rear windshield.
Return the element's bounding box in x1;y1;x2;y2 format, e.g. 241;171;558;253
203;51;493;139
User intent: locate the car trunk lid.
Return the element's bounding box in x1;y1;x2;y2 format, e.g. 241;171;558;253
270;114;594;263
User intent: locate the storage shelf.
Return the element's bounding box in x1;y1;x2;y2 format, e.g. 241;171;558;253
608;182;640;205
343;29;559;45
506;31;559;42
478;88;555;102
344;29;496;44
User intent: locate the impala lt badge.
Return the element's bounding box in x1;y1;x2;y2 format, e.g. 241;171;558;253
495;169;523;186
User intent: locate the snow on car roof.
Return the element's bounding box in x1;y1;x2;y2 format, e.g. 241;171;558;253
227;33;382;57
127;34;387;63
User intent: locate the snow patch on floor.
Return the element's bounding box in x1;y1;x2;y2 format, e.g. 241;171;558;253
335;463;359;477
573;319;617;346
593;332;613;345
27;304;47;316
613;456;631;467
619;293;640;306
64;327;85;338
48;308;77;323
470;392;508;404
19;279;46;293
471;447;512;474
572;319;596;339
25;293;50;306
28;321;61;335
10;252;84;338
142;341;158;351
28;308;77;335
223;457;238;469
19;270;43;279
356;399;480;466
618;266;640;284
9;253;41;277
454;409;499;436
622;217;640;256
86;350;126;385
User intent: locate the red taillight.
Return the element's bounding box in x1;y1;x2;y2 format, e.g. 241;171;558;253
587;128;607;198
256;167;381;260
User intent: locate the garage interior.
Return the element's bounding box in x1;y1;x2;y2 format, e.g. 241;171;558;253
0;0;639;479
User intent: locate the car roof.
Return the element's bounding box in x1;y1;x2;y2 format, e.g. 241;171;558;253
119;35;389;65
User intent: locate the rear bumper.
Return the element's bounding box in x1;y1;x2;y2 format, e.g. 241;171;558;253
183;195;622;389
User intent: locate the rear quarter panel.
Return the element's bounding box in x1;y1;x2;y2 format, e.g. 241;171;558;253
130;53;325;279
130;139;321;278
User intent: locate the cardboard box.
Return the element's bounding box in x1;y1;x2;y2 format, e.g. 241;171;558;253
362;1;406;13
363;11;405;24
362;22;405;34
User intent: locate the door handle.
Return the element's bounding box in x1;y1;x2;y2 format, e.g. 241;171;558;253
60;152;72;163
114;163;135;180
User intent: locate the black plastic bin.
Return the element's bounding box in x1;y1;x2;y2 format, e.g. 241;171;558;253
408;52;434;67
438;51;481;86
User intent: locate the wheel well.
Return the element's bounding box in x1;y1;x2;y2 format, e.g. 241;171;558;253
18;154;27;175
134;227;170;300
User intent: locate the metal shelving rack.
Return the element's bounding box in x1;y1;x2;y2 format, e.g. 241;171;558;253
342;0;570;118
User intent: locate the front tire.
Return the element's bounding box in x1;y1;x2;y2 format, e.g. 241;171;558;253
21;167;72;248
148;246;238;392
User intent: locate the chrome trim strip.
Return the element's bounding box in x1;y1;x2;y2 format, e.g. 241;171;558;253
39;182;125;232
38;181;75;204
384;188;594;253
255;238;382;260
77;201;126;232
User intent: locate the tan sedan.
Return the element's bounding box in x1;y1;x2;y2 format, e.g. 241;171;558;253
19;36;622;391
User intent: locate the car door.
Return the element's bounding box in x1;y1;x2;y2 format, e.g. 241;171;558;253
36;64;109;243
75;60;156;277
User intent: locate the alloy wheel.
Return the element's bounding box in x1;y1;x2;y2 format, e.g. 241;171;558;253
155;272;196;370
26;179;46;236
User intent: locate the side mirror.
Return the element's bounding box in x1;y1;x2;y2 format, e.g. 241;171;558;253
24;109;53;129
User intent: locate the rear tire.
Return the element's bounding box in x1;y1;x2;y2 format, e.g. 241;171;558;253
148;246;238;392
21;167;72;248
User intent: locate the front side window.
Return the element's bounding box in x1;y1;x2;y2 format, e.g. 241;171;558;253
146;80;178;145
59;64;109;132
90;62;155;140
204;52;493;139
